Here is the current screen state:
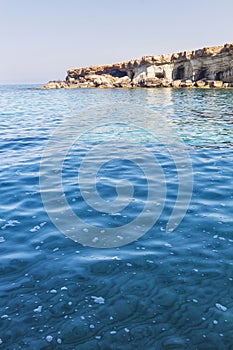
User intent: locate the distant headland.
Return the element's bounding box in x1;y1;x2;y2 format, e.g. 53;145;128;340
42;43;233;89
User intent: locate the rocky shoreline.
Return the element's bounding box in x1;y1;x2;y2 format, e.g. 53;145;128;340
42;43;233;89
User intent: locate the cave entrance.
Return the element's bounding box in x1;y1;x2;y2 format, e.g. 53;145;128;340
109;69;128;78
174;66;185;80
155;72;165;79
196;68;207;80
216;71;223;81
130;71;135;80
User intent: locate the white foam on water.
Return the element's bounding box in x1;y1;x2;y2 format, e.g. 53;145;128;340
34;305;42;313
61;286;68;291
91;296;105;304
50;289;57;294
215;303;227;312
46;335;53;342
1;220;20;230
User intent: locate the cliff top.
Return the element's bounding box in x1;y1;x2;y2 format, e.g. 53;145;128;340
67;43;233;76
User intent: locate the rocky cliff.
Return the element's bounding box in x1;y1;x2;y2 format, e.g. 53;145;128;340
42;43;233;89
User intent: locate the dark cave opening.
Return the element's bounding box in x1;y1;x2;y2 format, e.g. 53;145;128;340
216;71;224;81
155;72;165;79
174;66;185;80
109;69;128;78
196;68;207;80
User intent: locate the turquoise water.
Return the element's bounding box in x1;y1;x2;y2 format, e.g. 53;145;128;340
0;85;233;349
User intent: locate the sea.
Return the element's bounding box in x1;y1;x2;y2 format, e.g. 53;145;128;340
0;85;232;349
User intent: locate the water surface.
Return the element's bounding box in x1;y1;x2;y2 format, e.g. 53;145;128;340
0;86;232;349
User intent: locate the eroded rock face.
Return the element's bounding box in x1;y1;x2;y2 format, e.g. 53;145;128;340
42;43;233;89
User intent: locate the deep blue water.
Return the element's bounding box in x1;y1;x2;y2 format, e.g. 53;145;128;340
0;85;233;349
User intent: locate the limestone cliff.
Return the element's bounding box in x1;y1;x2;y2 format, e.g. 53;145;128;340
42;43;233;89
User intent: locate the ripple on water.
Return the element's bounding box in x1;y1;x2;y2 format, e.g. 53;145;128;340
0;86;232;349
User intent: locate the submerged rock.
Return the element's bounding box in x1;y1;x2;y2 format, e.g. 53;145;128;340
42;43;233;89
42;81;69;89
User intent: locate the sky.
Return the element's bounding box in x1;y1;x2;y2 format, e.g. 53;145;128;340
0;0;233;84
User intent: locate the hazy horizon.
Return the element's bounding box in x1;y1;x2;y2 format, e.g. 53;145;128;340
1;0;233;84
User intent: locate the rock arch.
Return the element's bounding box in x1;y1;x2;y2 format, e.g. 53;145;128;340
108;69;128;78
196;67;207;80
215;71;224;81
173;66;185;80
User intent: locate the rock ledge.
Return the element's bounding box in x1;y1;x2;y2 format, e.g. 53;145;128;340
42;43;233;89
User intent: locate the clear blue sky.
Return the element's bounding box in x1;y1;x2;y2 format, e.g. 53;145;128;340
0;0;232;84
